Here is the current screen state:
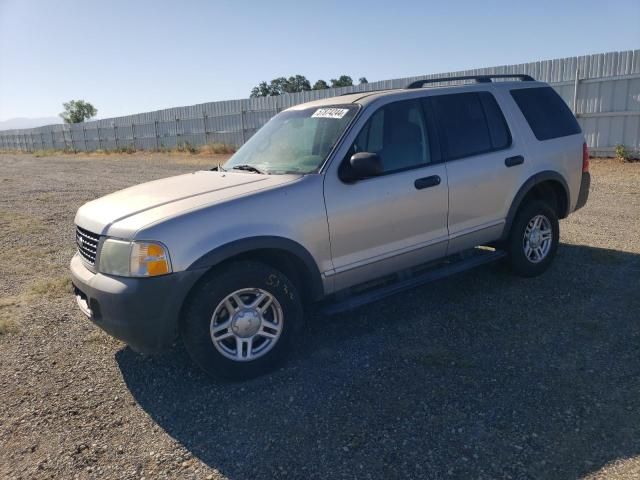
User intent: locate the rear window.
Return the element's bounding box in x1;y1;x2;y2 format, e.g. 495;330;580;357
429;92;511;160
510;87;581;141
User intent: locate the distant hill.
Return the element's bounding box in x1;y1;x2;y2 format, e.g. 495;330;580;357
0;117;62;130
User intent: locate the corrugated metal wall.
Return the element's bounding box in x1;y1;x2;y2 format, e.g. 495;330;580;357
1;49;639;156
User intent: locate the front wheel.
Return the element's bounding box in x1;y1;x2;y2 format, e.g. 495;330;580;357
507;200;559;277
181;261;303;380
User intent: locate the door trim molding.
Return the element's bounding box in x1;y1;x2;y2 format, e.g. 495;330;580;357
448;219;505;240
326;235;449;277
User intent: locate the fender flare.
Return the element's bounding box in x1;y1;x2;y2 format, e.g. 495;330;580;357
501;171;570;241
186;236;324;300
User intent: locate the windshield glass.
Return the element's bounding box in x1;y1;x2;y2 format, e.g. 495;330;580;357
223;105;359;174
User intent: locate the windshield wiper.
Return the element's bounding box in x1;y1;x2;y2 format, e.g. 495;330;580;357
231;164;266;174
211;165;226;172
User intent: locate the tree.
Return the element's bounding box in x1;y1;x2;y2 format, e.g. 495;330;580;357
250;75;311;97
250;74;368;96
312;80;330;90
250;81;272;98
60;100;97;123
285;75;311;93
330;75;353;88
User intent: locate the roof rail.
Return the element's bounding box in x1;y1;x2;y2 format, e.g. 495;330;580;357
339;88;396;96
406;74;535;89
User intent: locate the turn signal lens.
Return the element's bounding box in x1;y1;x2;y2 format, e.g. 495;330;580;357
146;243;165;258
130;241;172;277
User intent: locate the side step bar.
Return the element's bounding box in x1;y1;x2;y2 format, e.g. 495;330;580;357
322;248;506;315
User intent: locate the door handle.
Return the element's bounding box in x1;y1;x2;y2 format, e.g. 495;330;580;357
414;175;441;190
505;155;524;167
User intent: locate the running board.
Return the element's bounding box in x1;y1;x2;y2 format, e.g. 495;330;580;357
321;248;506;315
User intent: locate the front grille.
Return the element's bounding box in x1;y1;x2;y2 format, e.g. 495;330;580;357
76;226;100;265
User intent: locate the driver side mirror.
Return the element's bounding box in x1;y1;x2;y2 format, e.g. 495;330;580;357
344;152;383;181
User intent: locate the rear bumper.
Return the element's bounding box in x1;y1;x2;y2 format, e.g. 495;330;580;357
70;253;206;353
574;172;590;212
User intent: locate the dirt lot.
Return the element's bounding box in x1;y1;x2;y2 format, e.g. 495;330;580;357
0;153;639;480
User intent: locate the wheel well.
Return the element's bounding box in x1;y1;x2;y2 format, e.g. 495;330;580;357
223;249;317;302
501;176;570;243
520;180;568;219
185;248;320;307
177;247;320;333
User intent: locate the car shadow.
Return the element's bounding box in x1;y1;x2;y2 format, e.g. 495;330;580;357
116;243;640;479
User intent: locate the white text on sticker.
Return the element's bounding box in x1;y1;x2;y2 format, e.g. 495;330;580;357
311;108;349;119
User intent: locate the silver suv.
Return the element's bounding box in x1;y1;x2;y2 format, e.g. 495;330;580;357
71;75;591;379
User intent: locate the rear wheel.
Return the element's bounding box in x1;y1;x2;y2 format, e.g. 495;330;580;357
181;261;303;380
507;200;559;277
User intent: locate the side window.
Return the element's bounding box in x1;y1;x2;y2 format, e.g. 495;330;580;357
479;92;512;150
351;99;430;173
431;92;492;160
510;86;581;140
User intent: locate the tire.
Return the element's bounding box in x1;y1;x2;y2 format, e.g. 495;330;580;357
507;200;559;277
181;260;303;380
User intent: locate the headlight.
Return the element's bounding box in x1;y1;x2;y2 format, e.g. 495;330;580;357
99;239;131;276
98;239;172;277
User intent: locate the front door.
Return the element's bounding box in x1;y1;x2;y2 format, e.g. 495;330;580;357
323;98;449;292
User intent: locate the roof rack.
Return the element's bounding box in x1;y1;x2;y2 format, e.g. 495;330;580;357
339;88;396;96
406;74;535;89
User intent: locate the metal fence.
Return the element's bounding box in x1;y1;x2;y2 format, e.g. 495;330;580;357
1;49;639;156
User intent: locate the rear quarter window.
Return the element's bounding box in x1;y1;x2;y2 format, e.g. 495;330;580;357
510;86;581;141
479;92;511;150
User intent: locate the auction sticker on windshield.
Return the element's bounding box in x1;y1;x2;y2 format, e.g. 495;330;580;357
311;108;350;119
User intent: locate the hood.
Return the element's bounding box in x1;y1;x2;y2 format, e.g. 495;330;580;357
75;170;300;237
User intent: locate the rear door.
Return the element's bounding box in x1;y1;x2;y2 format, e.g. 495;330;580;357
509;85;584;210
425;90;526;254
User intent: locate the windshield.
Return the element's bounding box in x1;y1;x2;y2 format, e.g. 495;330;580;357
223;105;359;174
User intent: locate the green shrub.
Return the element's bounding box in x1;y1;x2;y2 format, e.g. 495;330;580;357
614;144;640;162
615;144;630;162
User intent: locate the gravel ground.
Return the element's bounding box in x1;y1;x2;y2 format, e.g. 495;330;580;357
0;153;639;480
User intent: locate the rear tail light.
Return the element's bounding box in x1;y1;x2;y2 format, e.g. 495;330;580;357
582;142;590;172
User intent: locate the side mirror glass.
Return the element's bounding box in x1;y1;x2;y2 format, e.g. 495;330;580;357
348;152;383;180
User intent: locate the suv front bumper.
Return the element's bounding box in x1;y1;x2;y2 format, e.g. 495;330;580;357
70;253;205;353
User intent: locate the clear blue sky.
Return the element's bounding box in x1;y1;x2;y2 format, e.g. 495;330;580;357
1;0;638;121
